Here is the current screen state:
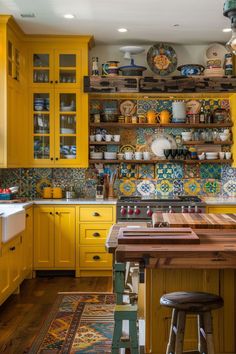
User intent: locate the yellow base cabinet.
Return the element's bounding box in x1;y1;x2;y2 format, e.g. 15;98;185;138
34;206;75;270
145;269;235;354
21;207;33;278
207;205;236;213
76;205;116;277
0;235;22;306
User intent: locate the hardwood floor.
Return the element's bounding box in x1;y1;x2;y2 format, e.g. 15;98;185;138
0;276;113;354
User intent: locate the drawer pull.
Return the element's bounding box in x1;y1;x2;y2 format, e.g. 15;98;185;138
92;212;100;217
93;232;100;237
26;213;29;218
93;255;101;261
9;246;16;251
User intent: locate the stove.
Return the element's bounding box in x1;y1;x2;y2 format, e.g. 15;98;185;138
117;196;206;221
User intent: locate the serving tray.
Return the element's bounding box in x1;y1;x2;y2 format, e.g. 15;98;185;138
117;227;200;244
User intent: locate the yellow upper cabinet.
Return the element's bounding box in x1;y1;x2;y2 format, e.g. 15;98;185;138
0;16;28;168
26;37;92;167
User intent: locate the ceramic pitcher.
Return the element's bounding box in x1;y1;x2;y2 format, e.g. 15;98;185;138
146;110;158;124
158;110;171;124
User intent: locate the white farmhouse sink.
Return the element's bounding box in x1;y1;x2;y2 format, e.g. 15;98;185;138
0;207;25;243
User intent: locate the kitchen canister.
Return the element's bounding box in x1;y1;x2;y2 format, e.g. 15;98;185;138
172;101;186;123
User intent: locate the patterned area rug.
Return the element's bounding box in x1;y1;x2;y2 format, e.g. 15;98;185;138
28;292;115;354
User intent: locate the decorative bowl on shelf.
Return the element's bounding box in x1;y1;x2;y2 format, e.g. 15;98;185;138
177;64;205;76
104;152;117;160
90;152;103;159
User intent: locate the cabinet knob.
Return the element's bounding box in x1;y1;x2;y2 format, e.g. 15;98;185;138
92;232;100;237
50;80;53;84
49;212;53;215
55;157;59;161
55;80;58;84
93;255;100;261
9;246;16;251
50;157;54;161
55;212;59;215
26;213;29;218
92;212;100;217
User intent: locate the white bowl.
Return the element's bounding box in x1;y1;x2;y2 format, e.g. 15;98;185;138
90;152;103;159
219;134;229;142
104;152;117;160
182;136;192;142
205;152;218;159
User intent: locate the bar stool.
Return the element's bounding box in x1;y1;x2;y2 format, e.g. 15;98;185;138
160;291;224;354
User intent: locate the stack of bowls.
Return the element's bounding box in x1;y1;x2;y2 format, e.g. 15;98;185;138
34;98;44;111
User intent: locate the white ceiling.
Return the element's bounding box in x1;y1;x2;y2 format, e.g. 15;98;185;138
0;0;232;45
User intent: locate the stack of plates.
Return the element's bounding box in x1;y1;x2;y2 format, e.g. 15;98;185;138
205;152;218;160
204;68;225;77
172;118;186;123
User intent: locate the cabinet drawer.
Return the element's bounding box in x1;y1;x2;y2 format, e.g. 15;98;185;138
80;224;112;245
79;206;114;222
79;246;112;269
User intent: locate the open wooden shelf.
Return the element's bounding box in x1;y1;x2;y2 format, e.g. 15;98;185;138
183;140;233;145
89;159;233;164
89;141;121;145
90;122;233;129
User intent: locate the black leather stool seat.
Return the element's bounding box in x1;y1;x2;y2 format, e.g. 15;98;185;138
160;291;224;312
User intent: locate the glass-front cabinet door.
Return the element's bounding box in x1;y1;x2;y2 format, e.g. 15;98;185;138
31;90;55;165
30;50;54;87
54;50;81;88
54;90;79;165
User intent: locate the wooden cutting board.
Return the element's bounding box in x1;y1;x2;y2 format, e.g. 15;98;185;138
117;227;200;244
152;213;236;229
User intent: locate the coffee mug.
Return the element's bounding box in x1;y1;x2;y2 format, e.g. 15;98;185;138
134;152;143;160
95;134;103;142
124;151;133;160
219;152;225;160
143;151;151;160
90;135;95;142
113;135;120;142
105;134;112;142
225;152;232;160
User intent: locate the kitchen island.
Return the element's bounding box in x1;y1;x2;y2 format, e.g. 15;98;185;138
106;221;236;354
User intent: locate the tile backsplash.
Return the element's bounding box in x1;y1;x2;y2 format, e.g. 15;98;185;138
0;164;236;199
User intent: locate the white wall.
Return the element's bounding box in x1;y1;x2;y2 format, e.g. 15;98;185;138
90;44;210;76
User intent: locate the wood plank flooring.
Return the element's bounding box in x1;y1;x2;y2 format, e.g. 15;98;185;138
0;276;112;354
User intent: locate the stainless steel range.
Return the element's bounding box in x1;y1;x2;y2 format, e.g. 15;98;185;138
117;196;206;221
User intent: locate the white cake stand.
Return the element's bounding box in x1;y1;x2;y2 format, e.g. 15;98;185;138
119;46;145;60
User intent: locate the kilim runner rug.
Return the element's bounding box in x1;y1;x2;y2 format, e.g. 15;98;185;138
28;292;115;354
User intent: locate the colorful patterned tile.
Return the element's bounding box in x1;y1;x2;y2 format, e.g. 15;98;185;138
173;179;184;196
156;179;174;197
222;180;236;197
202;179;221;196
137;164;155;179
34;168;53;179
184;164;200;178
155;163;183;179
200;164;221;179
119;180;136;196
221;165;236;181
183;179;201;196
119;163;138;179
137;180;155;196
72;168;86;180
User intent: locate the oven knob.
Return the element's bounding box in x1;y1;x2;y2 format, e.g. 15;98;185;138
127;206;134;215
181;206;187;213
120;206;127;216
134;206;140;215
147;206;153;217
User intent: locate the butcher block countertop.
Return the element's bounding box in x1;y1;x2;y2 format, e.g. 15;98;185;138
106;220;236;269
152;212;236;229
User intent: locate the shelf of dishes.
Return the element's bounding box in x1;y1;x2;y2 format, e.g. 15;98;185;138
89;159;233;164
89;150;232;162
33;137;77;160
90;122;233;128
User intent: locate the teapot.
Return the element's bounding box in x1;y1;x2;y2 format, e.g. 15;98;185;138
158;110;171;124
146;110;158;124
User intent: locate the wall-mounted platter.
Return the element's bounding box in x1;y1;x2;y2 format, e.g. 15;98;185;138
147;43;177;76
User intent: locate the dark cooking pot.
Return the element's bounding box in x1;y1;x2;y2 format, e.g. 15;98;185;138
118;59;146;76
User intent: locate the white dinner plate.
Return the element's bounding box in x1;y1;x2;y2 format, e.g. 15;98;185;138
151;134;176;158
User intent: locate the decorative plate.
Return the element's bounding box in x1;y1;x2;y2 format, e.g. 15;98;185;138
205;43;228;67
119;144;136;154
119;100;136;116
186;100;201;114
151;134;177;158
147;43;177;76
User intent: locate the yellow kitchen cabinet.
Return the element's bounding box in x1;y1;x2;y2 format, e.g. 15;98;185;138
0;15;28;167
145;269;235;354
0;235;22;306
34;206;75;269
207;205;236;213
76;205;116;277
21;207;33;278
26;38;92;167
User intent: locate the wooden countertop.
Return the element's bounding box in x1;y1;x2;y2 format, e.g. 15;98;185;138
106;222;236;269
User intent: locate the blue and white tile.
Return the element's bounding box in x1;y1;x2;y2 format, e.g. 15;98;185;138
222;180;236;197
138;164;155;179
173;179;184;196
221;165;236;181
156;179;174;197
137;180;155;196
